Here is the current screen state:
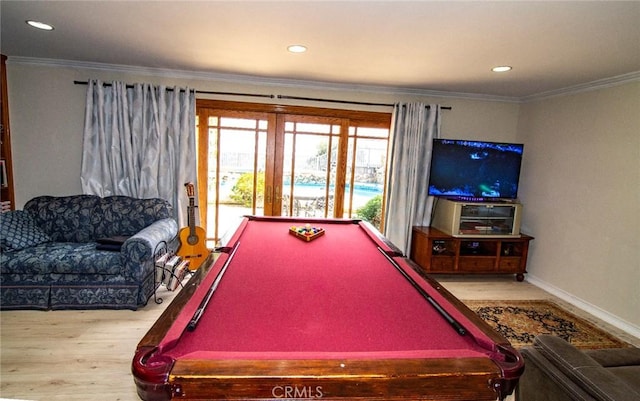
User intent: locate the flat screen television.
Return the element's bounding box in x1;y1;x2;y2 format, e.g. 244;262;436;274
428;139;524;201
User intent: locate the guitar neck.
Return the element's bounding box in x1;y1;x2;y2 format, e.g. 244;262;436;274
188;198;196;235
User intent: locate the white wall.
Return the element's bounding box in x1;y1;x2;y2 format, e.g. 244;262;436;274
6;60;520;207
517;81;640;331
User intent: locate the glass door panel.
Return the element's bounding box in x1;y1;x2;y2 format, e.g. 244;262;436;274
344;127;388;230
203;115;269;245
281;119;341;218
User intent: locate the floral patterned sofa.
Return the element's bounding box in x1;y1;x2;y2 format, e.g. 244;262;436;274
0;195;178;310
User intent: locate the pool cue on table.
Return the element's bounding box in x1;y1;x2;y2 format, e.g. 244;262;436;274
377;247;467;336
187;241;240;331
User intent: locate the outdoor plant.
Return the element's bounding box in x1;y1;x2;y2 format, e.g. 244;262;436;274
230;172;265;207
355;195;382;229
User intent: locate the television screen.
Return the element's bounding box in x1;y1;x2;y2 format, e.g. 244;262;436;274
428;139;524;200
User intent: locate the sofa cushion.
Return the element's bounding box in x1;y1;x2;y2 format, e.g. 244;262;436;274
0;210;52;251
586;348;640;395
92;196;173;238
0;243;57;275
606;366;640;395
1;242;123;276
49;243;123;275
586;348;640;367
25;195;100;242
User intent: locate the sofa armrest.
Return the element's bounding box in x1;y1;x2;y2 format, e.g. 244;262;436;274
519;345;595;401
534;335;600;371
121;218;178;281
528;335;640;401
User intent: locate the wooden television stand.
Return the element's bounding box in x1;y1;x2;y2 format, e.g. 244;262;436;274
410;227;534;281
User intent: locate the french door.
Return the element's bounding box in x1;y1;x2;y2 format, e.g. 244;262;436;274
196;100;391;246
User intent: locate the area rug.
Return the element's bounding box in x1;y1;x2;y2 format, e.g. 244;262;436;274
463;300;629;349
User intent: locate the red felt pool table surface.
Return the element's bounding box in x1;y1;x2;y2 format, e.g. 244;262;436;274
133;216;523;401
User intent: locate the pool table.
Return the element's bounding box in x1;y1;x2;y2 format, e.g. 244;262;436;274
133;216;523;401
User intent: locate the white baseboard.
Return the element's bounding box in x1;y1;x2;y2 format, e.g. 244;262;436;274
525;274;640;340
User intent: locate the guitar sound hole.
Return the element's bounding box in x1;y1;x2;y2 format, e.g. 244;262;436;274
187;235;199;245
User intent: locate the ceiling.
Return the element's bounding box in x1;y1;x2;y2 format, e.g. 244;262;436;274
2;1;639;100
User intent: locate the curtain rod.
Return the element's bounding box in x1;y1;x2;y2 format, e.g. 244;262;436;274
276;95;451;110
73;80;451;110
73;80;274;99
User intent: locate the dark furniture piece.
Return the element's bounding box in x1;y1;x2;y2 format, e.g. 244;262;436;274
411;226;533;281
0;194;178;310
517;335;640;401
1;54;15;212
133;216;523;401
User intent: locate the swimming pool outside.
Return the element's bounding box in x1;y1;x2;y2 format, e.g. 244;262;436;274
208;182;383;244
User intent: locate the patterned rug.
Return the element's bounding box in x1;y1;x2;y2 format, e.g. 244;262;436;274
463;300;629;349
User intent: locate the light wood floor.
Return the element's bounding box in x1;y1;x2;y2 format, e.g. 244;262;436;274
1;276;637;401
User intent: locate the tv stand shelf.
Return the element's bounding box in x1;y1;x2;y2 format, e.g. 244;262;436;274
410;227;534;281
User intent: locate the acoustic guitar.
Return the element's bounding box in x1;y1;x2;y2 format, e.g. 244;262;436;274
177;182;208;269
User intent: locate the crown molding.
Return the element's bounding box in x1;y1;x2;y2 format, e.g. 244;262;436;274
8;56;639;105
521;71;640;102
7;56;518;103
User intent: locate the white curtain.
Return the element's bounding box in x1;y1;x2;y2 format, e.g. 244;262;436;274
81;80;197;227
384;103;441;254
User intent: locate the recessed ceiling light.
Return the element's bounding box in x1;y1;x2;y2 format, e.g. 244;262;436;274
287;45;307;53
492;66;512;73
26;20;54;31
